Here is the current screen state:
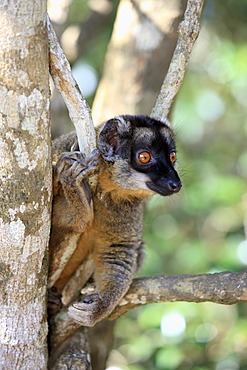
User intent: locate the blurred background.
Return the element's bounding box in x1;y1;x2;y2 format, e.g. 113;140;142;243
49;0;247;369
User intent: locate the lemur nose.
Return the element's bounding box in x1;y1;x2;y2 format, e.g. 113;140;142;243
168;180;182;193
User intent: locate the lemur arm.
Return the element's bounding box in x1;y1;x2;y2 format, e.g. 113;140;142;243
49;133;99;287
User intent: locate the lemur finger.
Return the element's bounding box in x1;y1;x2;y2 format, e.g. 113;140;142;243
68;150;99;179
75;159;99;182
70;140;79;152
66;156;99;178
56;158;68;177
84;149;100;166
60;151;84;166
66;161;82;177
61;149;99;168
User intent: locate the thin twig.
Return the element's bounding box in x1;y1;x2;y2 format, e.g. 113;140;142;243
151;0;204;121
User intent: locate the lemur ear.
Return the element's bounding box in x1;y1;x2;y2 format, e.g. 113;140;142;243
98;116;132;162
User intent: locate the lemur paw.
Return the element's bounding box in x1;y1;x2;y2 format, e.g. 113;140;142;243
56;149;99;186
48;286;63;316
68;293;108;327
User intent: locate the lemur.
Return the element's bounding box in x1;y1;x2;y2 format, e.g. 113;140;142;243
49;115;182;327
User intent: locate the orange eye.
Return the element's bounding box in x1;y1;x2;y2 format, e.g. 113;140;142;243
170;151;177;164
138;151;151;164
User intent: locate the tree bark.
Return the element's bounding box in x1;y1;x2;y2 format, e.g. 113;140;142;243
48;328;91;370
109;271;247;319
0;1;51;369
48;17;97;158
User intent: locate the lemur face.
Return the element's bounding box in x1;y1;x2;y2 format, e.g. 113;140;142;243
97;115;182;197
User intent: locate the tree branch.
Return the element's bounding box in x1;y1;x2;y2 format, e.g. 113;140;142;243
151;0;204;121
109;271;247;319
49;270;247;351
47;16;96;157
48;327;91;370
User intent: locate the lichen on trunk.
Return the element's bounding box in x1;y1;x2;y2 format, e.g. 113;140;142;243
0;1;51;369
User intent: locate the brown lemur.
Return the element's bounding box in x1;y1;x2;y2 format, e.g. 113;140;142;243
48;114;182;327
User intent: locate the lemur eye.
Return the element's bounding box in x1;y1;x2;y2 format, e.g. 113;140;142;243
138;151;151;164
170;151;177;164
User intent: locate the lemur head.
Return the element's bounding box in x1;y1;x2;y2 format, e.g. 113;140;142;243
97;115;182;198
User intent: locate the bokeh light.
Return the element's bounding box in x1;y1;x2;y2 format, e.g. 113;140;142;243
161;312;186;339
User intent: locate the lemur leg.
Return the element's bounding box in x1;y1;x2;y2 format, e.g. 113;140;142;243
48;149;99;288
68;243;139;327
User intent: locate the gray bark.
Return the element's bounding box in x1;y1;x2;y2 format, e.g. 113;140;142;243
49;328;91;370
110;271;247;319
0;1;51;369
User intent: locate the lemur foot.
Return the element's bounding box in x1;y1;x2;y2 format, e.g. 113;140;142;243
68;293;109;327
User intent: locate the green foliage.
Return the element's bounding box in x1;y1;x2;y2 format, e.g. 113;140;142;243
68;0;90;23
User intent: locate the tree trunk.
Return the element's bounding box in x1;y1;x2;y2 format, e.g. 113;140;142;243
0;1;51;369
